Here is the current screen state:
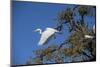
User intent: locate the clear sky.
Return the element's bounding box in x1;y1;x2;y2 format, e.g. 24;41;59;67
12;1;95;65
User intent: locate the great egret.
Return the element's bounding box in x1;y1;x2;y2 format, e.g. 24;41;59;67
93;25;95;34
84;35;94;39
84;24;95;39
35;28;59;45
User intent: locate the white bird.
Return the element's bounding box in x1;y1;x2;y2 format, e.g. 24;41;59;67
34;28;59;45
84;24;95;39
93;25;95;34
84;35;94;39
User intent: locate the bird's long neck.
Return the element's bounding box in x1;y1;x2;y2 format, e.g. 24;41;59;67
39;29;42;34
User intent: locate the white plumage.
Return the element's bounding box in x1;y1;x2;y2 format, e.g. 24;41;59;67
84;24;95;39
84;35;94;39
93;25;95;33
35;28;59;45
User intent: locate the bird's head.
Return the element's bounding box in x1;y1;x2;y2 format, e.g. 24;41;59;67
34;28;42;34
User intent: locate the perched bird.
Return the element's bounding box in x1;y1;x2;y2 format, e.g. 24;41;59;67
84;24;95;39
35;28;59;45
84;35;94;39
93;25;95;34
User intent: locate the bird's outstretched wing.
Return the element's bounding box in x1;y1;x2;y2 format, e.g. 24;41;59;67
38;30;56;45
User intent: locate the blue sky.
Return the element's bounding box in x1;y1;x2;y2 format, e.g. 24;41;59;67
12;1;95;65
